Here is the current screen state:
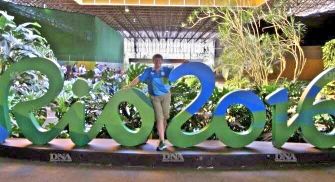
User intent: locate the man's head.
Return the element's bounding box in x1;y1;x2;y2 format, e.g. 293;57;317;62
152;54;163;70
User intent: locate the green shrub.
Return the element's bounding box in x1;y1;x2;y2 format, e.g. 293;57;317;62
322;39;335;69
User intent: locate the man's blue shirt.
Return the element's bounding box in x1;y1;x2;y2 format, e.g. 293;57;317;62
139;66;173;96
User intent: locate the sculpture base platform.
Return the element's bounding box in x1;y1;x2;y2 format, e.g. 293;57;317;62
1;138;335;169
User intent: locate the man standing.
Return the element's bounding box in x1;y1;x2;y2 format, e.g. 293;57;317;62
127;54;173;151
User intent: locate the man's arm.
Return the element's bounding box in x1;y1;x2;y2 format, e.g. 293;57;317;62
128;76;140;87
124;68;148;89
124;76;140;89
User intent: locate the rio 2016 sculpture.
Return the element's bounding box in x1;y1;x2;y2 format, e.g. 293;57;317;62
0;58;335;149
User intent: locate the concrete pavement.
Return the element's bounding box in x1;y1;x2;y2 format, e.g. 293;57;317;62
0;157;335;182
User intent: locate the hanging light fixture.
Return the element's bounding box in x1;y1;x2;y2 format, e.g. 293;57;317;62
125;6;129;13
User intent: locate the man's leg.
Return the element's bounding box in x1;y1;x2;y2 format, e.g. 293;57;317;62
157;119;165;143
151;96;165;143
161;92;172;136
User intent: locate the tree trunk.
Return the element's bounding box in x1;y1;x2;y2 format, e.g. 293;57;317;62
0;62;5;75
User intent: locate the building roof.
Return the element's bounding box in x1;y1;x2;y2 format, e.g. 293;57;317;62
4;0;335;41
286;0;335;17
4;0;221;41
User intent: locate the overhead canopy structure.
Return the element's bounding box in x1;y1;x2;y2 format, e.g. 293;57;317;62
4;0;266;41
285;0;335;17
2;0;334;53
6;0;335;42
74;0;265;7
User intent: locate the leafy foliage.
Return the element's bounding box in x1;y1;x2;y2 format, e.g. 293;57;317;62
1;11;57;137
170;77;201;132
252;80;308;141
0;11;56;75
187;0;306;87
314;114;335;133
9;71;51;137
3;10;334;143
322;39;335;69
126;63;147;83
225;104;252;132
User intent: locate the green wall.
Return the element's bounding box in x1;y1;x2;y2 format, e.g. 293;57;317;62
0;1;124;63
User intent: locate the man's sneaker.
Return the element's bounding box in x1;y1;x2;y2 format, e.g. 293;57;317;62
156;141;167;151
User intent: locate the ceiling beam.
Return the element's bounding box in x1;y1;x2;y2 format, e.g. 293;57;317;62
173;9;190;41
164;9;173;39
173;27;182;41
101;16;129;40
132;9;153;41
148;10;160;41
178;9;201;42
112;17;137;39
195;22;216;42
201;32;217;43
118;10;146;41
187;18;210;43
179;27;193;42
